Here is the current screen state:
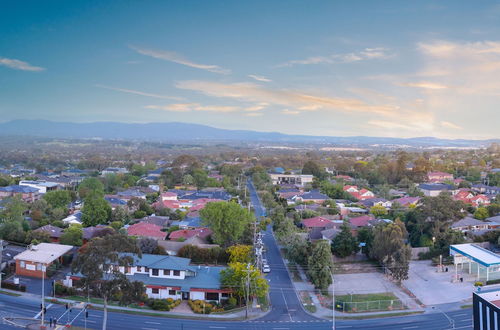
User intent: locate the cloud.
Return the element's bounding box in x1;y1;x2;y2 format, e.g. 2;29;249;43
130;46;230;74
277;47;392;67
145;103;238;113
244;103;268;112
0;57;45;71
281;109;300;115
176;80;398;115
441;121;462;129
96;84;182;100
248;74;271;82
245;112;263;117
401;82;449;90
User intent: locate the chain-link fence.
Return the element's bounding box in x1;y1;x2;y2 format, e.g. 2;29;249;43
335;298;406;313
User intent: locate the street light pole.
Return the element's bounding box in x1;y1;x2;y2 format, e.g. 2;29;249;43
331;273;335;330
41;263;46;328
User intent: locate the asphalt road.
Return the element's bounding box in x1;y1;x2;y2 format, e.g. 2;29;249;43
0;285;473;329
0;178;473;329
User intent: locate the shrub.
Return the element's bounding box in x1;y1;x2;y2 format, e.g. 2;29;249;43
1;281;26;292
486;279;500;285
474;281;484;287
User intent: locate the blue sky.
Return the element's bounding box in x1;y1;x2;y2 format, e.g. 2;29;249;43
1;0;499;139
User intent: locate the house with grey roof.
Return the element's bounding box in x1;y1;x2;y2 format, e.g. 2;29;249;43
64;253;230;302
451;217;490;233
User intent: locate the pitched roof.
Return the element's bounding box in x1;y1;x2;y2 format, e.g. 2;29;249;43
168;228;213;240
0;185;39;193
34;225;63;238
14;243;73;264
391;196;420;206
349;215;374;227
451;217;488;228
127;222;166;239
301;216;334;228
298;190;329;200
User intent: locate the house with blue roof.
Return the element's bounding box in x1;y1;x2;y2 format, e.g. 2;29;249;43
0;185;40;202
418;183;455;197
63;254;230;302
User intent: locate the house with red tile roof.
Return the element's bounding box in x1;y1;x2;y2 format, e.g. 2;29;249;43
343;185;359;193
168;228;213;242
349;215;375;228
427;171;453;183
470;194;491;207
301;216;335;230
127;222;167;240
391;196;420;207
160;191;178;201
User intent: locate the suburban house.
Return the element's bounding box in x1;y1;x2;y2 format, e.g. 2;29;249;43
418;183;454;197
34;225;63;242
0;185;40;202
63;254;230;302
391;196;420;207
14;243;73;278
342;185;375;201
472;184;500;197
139;216;171;228
292;190;329;204
117;189;147;200
104;196;128;209
101;167;129;176
160;191;178;201
348;215;375;228
62;211;83;225
470;195;491;207
269;173;314;187
158;236;219;256
451;217;490;233
427;171;454;183
19;180;60;194
359;198;392;208
168;228;213;242
453;190;491;206
127;222;167;240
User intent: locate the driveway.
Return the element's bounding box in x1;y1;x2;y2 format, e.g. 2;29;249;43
403;260;475;305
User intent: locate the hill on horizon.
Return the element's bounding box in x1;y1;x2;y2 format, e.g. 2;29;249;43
0;120;497;148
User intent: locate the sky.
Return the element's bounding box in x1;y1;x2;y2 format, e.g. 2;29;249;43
1;0;499;139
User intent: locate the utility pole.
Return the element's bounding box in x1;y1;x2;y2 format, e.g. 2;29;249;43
41;264;46;328
0;239;3;290
331;272;335;330
245;263;251;319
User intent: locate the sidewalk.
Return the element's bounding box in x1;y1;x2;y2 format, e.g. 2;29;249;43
0;287;266;320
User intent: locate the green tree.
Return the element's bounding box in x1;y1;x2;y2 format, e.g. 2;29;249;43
226;245;253;263
307;240;333;290
371;219;411;283
285;234;310;266
60;224;83;246
331;221;359;258
71;234;144;330
370;205;388;218
43;190;72;209
357;226;374;255
474;207;489;220
78;177;104;199
220;262;269;304
200;202;253;247
419;193;464;236
82;192;111;227
302;161;326;180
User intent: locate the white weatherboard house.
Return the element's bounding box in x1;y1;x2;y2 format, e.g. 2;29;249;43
64;254;230;302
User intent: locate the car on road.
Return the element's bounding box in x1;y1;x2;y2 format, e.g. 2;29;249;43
262;264;271;273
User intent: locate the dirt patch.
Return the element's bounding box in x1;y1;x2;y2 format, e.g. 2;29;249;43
333;261;380;274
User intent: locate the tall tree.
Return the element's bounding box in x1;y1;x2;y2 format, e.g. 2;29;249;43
220;262;269;304
331;222;359;258
60;225;83;246
71;234;144;330
200;202;253;247
43;190;72;209
226;245;253;263
307;240;333;290
81;191;111;227
78;177;105;199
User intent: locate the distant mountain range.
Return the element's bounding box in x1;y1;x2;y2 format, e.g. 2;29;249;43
0;120;497;148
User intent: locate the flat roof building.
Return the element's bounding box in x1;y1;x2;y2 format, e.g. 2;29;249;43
450;243;500;283
473;289;500;330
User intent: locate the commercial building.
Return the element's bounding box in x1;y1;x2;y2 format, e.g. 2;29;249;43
269;173;313;187
473;290;500;330
450;244;500;283
14;243;73;278
64;254;230;302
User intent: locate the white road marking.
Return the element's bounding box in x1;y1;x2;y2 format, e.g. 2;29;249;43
454;313;467;316
273;328;289;330
34;303;53;319
209;327;226;329
145;321;161;325
402;327;419;329
141;328;158;330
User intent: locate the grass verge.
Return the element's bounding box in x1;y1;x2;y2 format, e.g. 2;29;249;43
336;311;424;320
461;304;473;309
0;290;21;297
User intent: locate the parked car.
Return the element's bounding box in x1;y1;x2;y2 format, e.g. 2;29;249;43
262;265;271;273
